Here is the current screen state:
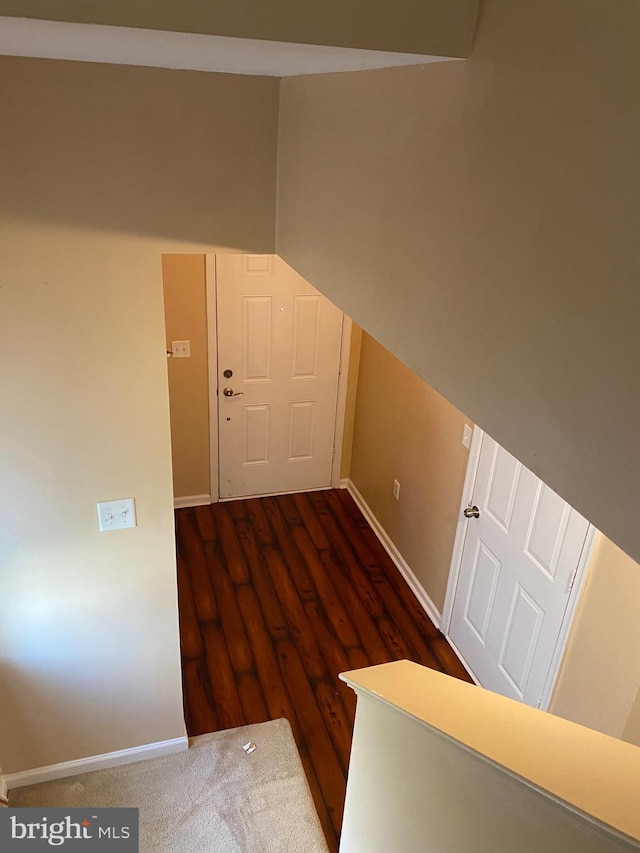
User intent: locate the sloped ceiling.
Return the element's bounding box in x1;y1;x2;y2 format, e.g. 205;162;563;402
0;0;480;75
0;17;459;76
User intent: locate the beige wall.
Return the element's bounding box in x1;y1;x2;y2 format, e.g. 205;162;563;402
551;536;640;747
0;0;480;57
348;332;640;743
0;57;278;773
276;0;640;566
350;333;471;612
162;255;210;500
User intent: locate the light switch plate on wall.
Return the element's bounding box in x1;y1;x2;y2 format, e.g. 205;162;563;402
97;498;137;532
462;424;473;449
171;340;191;358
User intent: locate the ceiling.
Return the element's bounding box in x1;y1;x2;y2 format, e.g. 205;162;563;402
0;16;457;76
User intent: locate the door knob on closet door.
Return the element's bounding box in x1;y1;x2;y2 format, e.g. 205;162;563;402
464;505;480;519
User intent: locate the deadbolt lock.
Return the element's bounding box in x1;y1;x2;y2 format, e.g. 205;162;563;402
223;368;233;378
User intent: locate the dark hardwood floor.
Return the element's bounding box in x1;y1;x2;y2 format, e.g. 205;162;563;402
175;488;472;852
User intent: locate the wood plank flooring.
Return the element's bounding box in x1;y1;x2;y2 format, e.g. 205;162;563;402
175;488;472;852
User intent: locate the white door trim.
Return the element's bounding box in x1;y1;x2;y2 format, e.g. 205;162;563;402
330;315;352;488
441;425;484;635
207;254;351;501
205;253;219;503
441;426;597;711
538;523;597;710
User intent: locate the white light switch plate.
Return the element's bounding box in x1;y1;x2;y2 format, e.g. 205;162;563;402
171;340;191;358
97;498;137;532
462;424;473;449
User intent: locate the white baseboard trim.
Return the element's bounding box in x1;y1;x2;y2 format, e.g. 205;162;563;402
174;494;211;509
5;736;189;790
339;478;350;489
345;479;442;630
445;636;480;685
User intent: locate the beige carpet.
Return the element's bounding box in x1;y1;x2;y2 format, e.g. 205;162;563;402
10;718;329;852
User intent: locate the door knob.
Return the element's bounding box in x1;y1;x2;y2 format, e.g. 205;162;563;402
223;387;244;397
464;505;480;519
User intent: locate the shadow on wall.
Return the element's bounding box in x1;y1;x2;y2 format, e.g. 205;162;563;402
0;54;281;777
0;57;280;249
0;665;110;773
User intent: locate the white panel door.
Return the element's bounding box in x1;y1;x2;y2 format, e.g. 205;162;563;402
216;254;343;498
449;434;590;707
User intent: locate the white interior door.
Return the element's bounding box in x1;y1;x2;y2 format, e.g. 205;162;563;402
216;254;343;499
448;433;590;708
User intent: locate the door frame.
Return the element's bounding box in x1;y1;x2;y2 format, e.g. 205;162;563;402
206;254;219;502
441;426;598;710
206;252;351;502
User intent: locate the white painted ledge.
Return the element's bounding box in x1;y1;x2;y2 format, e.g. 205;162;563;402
340;661;640;846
